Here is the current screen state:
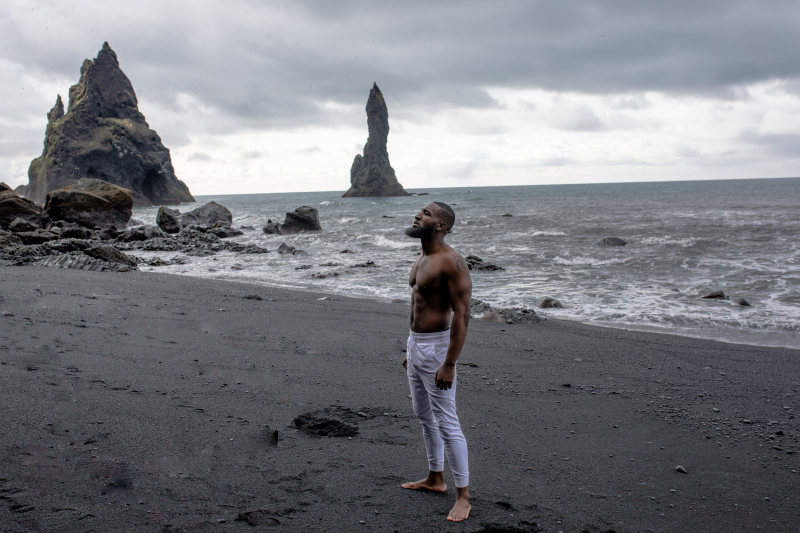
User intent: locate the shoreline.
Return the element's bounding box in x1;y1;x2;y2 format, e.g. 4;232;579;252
1;265;798;532
135;267;799;351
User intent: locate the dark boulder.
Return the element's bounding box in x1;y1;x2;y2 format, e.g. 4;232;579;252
466;255;504;271
156;202;235;235
263;220;282;235
470;298;539;324
702;290;727;300
598;237;627;246
23;42;194;206
282;206;321;233
59;225;97;240
45;178;133;228
539;297;563;309
208;226;243;238
180;201;232;228
113;226;269;257
264;206;321;235
83;244;137;267
277;242;307;255
733;297;751;307
98;226;121;240
117;225;164;242
0;182;11;192
0;189;45;230
343;83;409;197
156;206;182;234
9;218;40;233
0;229;22;249
15;229;59;245
35;252;136;272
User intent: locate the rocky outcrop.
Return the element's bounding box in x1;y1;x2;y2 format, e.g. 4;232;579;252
83;244;138;268
156;206;181;234
466;255;504;271
0;230;23;249
180;201;232;228
598;237;627;246
0;238;137;272
263;206;321;235
44;178;132;229
539;297;563;309
702;290;727;300
114;227;269;256
24;42;194;206
0;189;46;230
117;225;165;242
470;298;539;324
156;202;234;235
343;83;409;197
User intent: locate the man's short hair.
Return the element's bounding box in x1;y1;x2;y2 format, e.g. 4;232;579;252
433;201;455;233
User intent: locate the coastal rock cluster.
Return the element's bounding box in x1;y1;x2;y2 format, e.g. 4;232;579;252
0;183;268;271
466;255;504;271
702;290;751;307
22;42;194;207
471;298;539;324
156;201;240;238
1;178;132;246
343;84;409;198
263;206;321;235
44;178;133;229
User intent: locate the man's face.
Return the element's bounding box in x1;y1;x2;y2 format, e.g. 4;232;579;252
405;203;439;239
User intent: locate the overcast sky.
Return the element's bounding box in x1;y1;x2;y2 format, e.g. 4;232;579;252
2;0;799;194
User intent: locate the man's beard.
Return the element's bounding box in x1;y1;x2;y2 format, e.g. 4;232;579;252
404;224;434;239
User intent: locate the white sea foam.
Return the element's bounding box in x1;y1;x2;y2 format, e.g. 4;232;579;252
550;255;629;266
131;180;800;349
373;235;416;249
531;230;567;236
640;236;699;247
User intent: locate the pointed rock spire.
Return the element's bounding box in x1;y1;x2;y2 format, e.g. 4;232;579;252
343;83;409;197
47;95;64;123
24;43;194;206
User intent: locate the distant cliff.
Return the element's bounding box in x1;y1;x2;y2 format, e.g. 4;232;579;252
24;42;194;206
343;83;409;197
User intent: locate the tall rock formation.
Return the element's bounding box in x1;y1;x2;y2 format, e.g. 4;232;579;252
25;42;194;206
343;83;409;197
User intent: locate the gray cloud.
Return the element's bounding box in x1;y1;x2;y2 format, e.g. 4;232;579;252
4;0;799;128
188;152;213;162
241;150;263;160
740;130;800;159
1;0;799;185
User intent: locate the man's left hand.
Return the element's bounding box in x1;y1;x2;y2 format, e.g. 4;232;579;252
435;364;455;390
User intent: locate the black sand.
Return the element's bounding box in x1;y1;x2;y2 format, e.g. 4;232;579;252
1;266;798;532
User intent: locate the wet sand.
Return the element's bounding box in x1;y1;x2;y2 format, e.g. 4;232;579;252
1;266;798;532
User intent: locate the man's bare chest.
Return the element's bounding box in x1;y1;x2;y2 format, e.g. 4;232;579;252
410;257;444;293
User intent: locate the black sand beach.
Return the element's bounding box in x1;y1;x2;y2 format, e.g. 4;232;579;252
1;266;798;532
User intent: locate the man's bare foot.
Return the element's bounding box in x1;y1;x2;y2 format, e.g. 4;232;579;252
447;487;471;522
401;471;447;492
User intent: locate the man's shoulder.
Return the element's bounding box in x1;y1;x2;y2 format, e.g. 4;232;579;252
442;247;469;274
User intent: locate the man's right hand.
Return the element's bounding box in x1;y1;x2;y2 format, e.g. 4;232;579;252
403;357;407;369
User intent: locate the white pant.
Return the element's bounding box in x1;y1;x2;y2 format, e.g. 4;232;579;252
406;330;469;488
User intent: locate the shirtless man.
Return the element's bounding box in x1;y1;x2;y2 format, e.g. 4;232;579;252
401;201;472;522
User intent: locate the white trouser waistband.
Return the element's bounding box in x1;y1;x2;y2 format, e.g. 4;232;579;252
408;329;450;343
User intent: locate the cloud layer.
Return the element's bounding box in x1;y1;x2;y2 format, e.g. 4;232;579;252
1;0;798;193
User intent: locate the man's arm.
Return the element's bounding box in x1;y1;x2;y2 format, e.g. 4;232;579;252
435;254;472;390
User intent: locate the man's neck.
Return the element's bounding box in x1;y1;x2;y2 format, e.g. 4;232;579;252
421;236;446;256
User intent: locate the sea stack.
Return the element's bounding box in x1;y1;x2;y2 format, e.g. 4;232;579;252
24;42;194;207
343;83;409;197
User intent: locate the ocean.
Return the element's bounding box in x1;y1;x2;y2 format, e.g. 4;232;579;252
132;178;800;349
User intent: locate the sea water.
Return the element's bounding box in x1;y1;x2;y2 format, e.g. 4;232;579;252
133;178;800;349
